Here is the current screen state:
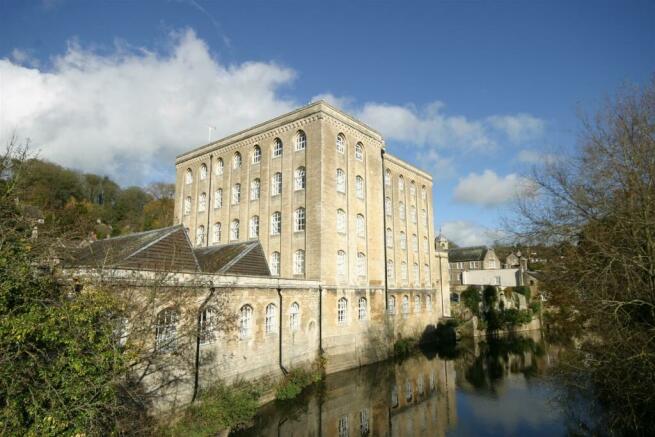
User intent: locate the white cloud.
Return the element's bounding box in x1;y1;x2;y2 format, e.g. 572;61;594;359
415;149;454;181
442;220;507;247
453;170;535;207
0;29;297;185
311;93;355;112
517;148;558;165
487;114;545;143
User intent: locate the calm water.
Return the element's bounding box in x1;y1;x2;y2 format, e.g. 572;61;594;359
231;331;567;437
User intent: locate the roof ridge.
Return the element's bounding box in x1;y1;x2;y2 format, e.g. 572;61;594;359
122;226;182;262
217;241;259;274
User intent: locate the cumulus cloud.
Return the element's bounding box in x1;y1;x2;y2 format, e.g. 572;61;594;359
487;113;545;143
0;29;297;185
442;220;508;247
517;148;558;165
415;149;454;181
453;170;535;207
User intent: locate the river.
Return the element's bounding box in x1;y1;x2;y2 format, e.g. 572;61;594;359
231;331;568;436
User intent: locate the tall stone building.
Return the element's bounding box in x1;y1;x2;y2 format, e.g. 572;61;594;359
174;101;439;294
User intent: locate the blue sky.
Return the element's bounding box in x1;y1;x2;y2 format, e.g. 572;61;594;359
1;0;654;245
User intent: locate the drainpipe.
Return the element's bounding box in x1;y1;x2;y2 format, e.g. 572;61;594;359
318;285;323;354
192;286;215;402
206;154;213;247
381;149;389;310
277;287;288;375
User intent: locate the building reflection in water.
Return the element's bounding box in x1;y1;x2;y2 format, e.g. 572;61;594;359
232;330;555;437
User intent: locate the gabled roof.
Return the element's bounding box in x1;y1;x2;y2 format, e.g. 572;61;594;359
62;225;200;272
193;240;271;276
448;246;489;263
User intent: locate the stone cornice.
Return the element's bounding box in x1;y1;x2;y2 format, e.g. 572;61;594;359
384;153;433;181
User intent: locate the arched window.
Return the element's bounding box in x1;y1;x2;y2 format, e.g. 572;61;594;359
272;172;282;196
233;152;242;169
294;207;305;232
249;216;259;238
252;145;261;164
398;175;404;192
405;379;413;402
271;211;281;235
418;376;424;395
289;302;300;331
399;202;406;220
385;197;392;216
337;250;347;277
388;295;396;314
426;294;432;312
358;297;367;320
410;206;417;223
336;169;346;192
156;308;178;351
356;214;365;238
272;138;283;158
185;168;193;184
199;306;217;344
213;222;221;243
239;305;253;339
412;234;418;252
401;262;408;281
250;178;260;200
410;180;416;197
385;169;391;186
338;416;348;437
423;237;429;253
337;297;348;325
295;130;306;151
215;158;224;175
336;209;346;234
413;263;420;284
391;385;399;407
402;295;409;318
294;167;306;190
360;409;369;435
230;219;239;240
265;303;277;334
214;189;223;209
387;260;394;282
386;228;393;248
400;231;407;250
196;225;205;245
199;163;207;180
270;251;280;276
355;142;363;161
184;196;191;215
414;295;421;313
198;192;207;212
336;133;346;153
421;209;427;227
232;183;241;204
424;264;431;286
355;175;365;199
357;252;366;277
422;185;427;201
294;250;305;274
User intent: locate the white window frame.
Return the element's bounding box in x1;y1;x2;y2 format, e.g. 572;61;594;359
294;250;305;275
295;130;306;151
289;302;300;331
337;298;348;325
233;152;242;169
184;196;191;215
215;158;224;175
272;138;283;158
185;169;193;184
198;192;206;212
386;228;393;248
413;263;420;285
400;232;407;250
196;225;205;245
156;308;178;352
399;202;405;220
355;142;363;161
336;133;345;154
414;295;421;313
249;216;259;238
336;168;346;193
399;176;404;192
294;167;306;191
357;252;366;277
356;214;365;238
230;220;239;240
385;169;391;186
199;306;216;344
355;175;364;199
294;207;306;232
401;262;408;282
272;172;282;196
250;179;260;200
337;250;347;277
252;145;261;164
385;197;392;216
402;295;409;318
199;163;207;180
412;234;418;252
265;303;277;334
239;305;252;339
214;189;223;209
358;297;367;321
232;183;241;205
388;296;396;314
337;209;346;234
387;260;394;282
270;251;280;276
271;212;281;236
213;222;221;243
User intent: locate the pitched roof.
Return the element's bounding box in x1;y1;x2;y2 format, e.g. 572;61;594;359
62;225;200;272
193;241;271;276
448;246;489;263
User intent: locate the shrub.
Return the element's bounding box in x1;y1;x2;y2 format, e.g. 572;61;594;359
461;286;482;317
275;360;324;401
514;286;532;302
393;337;418;357
529;301;541;315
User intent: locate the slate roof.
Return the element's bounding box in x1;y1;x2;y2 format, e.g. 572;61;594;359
448;246;489;263
194;241;271;276
62;225;200;272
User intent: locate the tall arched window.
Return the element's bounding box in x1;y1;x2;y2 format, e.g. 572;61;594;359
356;214;365;238
214;189;223;209
294;207;305;232
399;202;405;220
337;250;347;277
199;306;216;344
387;260;394;282
198;192;207;212
272;138;283;157
336;169;346;192
410;181;416;197
251;179;260;200
398;175;404;192
336;209;346;234
196;225;205;245
184;196;191;215
199;163;207;180
272;172;282;196
252;145;261;164
355;142;363;161
386;228;393;248
426;294;432;312
215;158;224;175
410;206;417;223
271;211;281;235
232;183;241;204
294;250;305;275
336;133;346;153
388;295;396;314
400;231;407;250
358;297;367;320
385;197;392;216
414;295;421;313
424;264;431;286
233;152;242;169
423;237;429;253
230;219;239;240
355;175;364;199
413;263;420;285
239;305;253;339
337;297;348;325
156;308;178;351
357;252;366;277
213;222;221;243
294;167;306;190
185;168;193;184
412;234;418;252
249;216;259;238
385;169;391;186
402;295;409;318
289;302;300;331
295;130;306;151
270;251;280;276
422;185;427;201
401;261;408;281
265;303;277;334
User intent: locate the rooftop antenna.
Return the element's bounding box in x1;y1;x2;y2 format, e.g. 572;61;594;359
207;125;216;143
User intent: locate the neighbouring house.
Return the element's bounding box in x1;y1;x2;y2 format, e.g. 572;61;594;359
447;246;501;289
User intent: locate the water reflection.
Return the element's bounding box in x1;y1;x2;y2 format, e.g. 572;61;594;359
232;331;565;436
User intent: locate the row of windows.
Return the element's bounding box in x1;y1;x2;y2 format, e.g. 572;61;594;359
390;372;437;409
387;294;433;316
384;170;428;202
386;260;432;286
185;132;367;185
337;409;370;437
385;198;428;226
386;229;430;252
449;260;495;270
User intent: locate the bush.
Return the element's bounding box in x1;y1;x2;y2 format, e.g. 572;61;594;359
514;286;532;302
529;301;541;315
275;361;324;401
393;337;418;357
461;286;482;317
